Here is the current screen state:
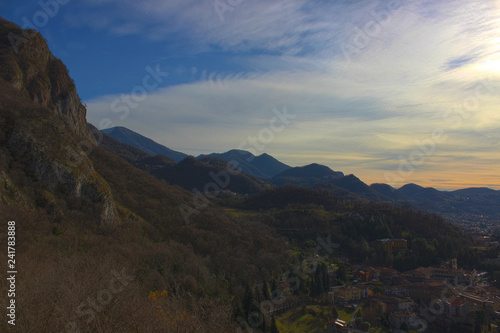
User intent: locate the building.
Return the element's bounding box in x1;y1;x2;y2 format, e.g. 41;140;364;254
374;238;407;253
336;285;362;302
444;296;469;317
395;297;414;311
369;295;414;314
408;281;447;303
389;310;420;330
430;268;477;285
460;292;495;309
384;285;409;297
441;258;458;270
402;267;432;280
354;284;370;298
354;270;371;282
278;282;292;296
403;267;478;285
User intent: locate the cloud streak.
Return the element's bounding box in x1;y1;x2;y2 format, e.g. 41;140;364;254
83;0;500;189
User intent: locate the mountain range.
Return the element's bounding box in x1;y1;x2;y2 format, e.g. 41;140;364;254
198;149;291;179
99;126;500;226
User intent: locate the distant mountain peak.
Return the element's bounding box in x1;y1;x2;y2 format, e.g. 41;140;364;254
101;126;187;162
197;150;290;179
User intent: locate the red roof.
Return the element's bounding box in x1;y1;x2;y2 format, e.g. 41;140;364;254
449;297;467;307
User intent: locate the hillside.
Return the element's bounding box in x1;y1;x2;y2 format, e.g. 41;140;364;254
102;126;187;162
228;185;477;270
198;149;291;179
0;18;291;332
100;126;499;226
271;164;390;202
370;183;410;201
270;163;344;186
140;155;267;195
95;127;267;195
394;184;500;225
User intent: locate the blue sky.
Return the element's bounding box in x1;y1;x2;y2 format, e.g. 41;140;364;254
2;0;500;189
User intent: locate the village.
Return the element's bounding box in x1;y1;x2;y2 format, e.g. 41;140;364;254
274;239;500;332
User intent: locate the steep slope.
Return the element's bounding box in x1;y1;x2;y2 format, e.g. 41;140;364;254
370;183;410;201
101;126;187;162
149;156;267;195
91;124;152;163
0;18;95;144
198;149;291;179
271;164;389;202
0;18;116;225
325;174;391;201
397;183;446;201
94;127;266;194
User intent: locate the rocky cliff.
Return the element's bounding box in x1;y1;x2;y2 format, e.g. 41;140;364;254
0;17;95;143
0;17;116;225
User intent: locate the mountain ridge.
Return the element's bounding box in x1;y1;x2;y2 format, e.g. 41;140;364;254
97;126;499;225
102;126;187;162
197;149;291;179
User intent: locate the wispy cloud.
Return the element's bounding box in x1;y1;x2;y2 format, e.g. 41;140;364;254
83;0;500;189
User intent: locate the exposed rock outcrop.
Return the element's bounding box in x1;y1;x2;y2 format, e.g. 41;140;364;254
0;17;117;225
0;17;95;144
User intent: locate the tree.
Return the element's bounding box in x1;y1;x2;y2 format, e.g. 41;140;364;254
243;283;255;318
474;310;487;333
262;280;271;301
270;315;279;333
336;264;348;283
359;321;370;331
331;307;338;320
372;285;384;295
400;322;409;331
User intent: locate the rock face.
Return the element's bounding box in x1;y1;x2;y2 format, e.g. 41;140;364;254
0;17;117;225
0;17;95;144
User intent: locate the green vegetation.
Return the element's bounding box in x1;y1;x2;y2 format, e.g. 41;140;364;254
228;185;478;270
277;305;333;333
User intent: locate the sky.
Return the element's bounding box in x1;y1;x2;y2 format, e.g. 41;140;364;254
2;0;500;190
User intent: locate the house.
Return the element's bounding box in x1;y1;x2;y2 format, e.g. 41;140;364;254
354;284;370;298
389;310;420;330
377;267;399;282
365;267;380;280
408;281;447;303
279;282;292;296
336;285;362;302
396;297;414;311
384;285;409;297
373;238;407;253
369;295;414;314
354;270;371;282
444;296;469;317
